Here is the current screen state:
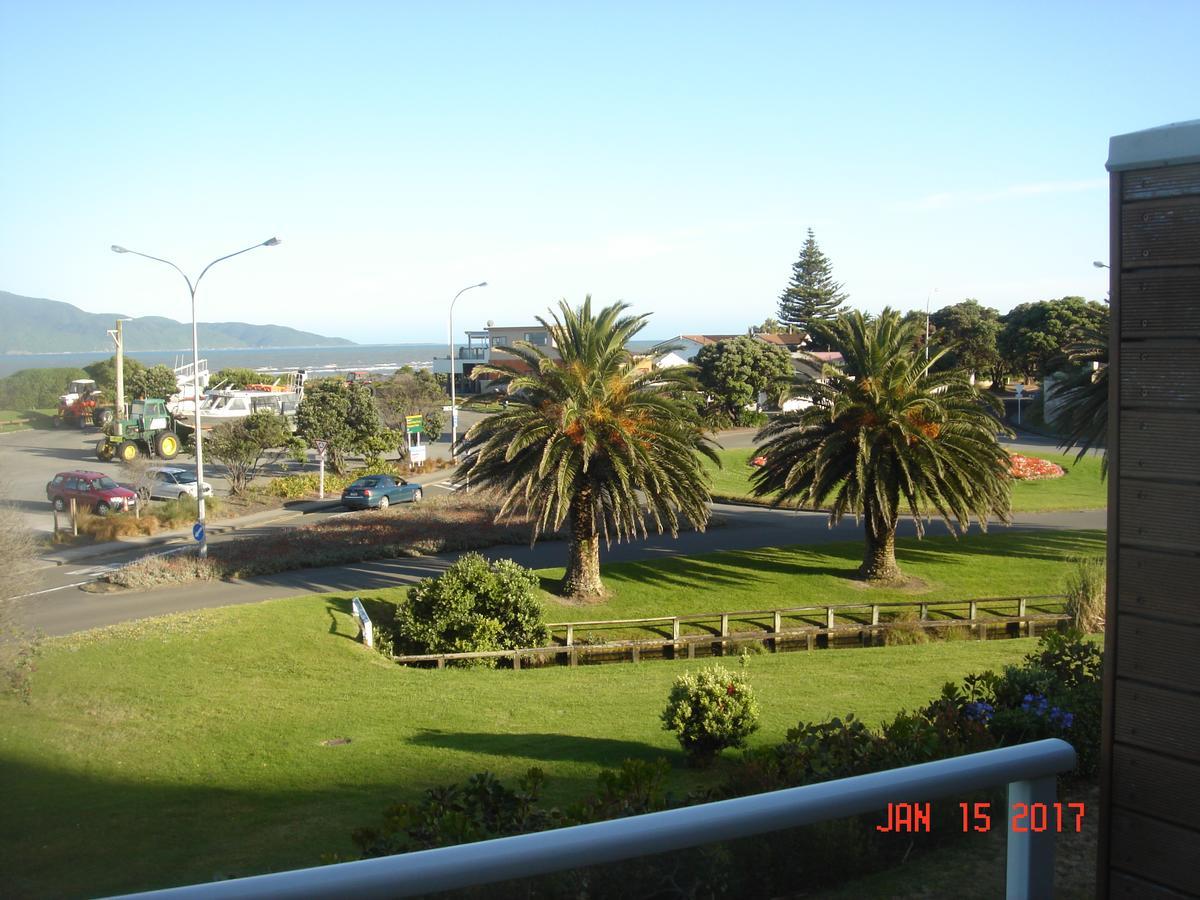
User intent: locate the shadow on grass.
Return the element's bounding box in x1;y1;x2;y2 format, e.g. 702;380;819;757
409;729;670;766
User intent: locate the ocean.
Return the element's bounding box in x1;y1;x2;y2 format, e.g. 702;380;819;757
0;341;663;379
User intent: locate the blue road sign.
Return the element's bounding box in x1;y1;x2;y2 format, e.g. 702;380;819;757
193;522;205;543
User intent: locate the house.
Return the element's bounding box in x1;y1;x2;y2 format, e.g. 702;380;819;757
649;334;740;362
433;323;558;394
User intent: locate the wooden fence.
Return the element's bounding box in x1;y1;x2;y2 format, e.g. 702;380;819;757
391;595;1070;669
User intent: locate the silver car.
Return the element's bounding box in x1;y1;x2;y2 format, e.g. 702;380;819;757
142;467;214;501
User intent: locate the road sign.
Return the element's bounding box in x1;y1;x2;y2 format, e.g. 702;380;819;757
192;522;205;543
410;444;427;464
314;439;328;460
405;415;424;434
1014;384;1025;396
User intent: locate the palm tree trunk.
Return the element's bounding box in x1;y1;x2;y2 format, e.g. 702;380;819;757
861;521;901;581
562;490;604;598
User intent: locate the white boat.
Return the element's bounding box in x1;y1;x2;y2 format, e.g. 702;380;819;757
175;370;306;430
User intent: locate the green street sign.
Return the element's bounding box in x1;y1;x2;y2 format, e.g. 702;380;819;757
405;414;424;434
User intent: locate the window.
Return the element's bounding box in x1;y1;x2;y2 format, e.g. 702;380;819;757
524;332;548;346
490;335;509;347
95;477;118;490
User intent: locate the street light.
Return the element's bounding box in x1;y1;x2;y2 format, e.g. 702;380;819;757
924;288;938;362
448;281;488;460
1093;261;1110;269
111;237;281;558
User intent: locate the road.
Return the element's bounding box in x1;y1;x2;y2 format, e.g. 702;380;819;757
12;502;1106;637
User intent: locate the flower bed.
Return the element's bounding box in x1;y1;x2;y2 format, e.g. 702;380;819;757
1008;453;1065;481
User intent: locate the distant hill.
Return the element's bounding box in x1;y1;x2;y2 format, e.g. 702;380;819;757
0;291;355;354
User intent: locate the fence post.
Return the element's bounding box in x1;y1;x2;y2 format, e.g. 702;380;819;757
1006;775;1058;900
772;611;781;652
513;651;521;671
969;600;977;621
672;617;680;642
70;498;78;536
569;648;578;667
53;506;59;535
631;647;640;664
1018;598;1030;637
825;607;835;629
687;642;695;660
566;624;574;647
918;602;928;621
720;614;729;637
436;657;445;670
871;604;880;626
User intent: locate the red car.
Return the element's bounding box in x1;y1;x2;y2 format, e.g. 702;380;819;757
46;470;138;515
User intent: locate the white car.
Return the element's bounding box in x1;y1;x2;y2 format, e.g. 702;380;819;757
142;467;214;501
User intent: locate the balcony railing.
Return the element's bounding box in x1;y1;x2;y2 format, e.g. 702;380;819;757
112;739;1075;900
457;347;488;359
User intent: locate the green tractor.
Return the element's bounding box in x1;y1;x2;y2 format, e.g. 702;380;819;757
96;399;183;463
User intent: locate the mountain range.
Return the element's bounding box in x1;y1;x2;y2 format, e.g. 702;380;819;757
1;291;354;354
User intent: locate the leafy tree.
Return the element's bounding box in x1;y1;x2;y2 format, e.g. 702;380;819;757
295;379;396;475
457;297;718;598
930;299;1002;381
204;411;295;495
1051;320;1108;475
126;364;179;400
694;335;793;426
998;297;1109;380
210;367;263;389
752;309;1012;581
376;368;447;449
84;355;147;396
750;317;787;335
777;229;848;344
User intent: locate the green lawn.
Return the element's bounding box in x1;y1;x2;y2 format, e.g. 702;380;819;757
0;407;56;432
1;596;1050;898
703;447;1106;512
532;529;1105;626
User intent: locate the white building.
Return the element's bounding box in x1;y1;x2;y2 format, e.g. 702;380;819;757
433;323;558;394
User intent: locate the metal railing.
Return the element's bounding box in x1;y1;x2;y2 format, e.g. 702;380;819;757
110;739;1076;900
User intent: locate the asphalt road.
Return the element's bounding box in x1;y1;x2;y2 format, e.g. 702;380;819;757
12;502;1105;637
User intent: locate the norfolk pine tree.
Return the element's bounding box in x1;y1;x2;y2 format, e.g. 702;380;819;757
777;229;848;345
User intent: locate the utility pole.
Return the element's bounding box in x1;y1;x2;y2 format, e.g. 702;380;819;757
107;318;128;436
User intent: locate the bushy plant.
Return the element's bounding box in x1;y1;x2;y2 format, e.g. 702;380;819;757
661;664;760;765
1064;556;1105;632
392;554;549;662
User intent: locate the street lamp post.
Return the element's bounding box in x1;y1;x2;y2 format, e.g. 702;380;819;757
448;281;488;460
925;288;938;363
111;238;281;558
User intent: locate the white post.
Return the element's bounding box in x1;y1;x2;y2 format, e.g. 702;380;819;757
319;456;325;500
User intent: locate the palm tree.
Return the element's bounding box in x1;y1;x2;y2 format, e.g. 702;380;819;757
456;298;719;598
1051;321;1108;476
751;308;1012;581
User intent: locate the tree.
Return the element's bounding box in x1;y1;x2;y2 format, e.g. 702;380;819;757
998;297;1109;380
929;299;1002;381
749;317;786;335
84;355;147;395
375;368;447;447
777;229;848;343
126;364;178;400
210;367;263;389
295;379;396;475
0;367;88;410
204;411;295;495
457;297;718;598
694;335;793;426
752;309;1012;581
1052;320;1108;475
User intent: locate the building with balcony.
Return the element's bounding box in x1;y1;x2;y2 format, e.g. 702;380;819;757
433;323;558;393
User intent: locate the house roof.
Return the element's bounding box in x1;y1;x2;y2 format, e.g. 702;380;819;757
755;333;808;348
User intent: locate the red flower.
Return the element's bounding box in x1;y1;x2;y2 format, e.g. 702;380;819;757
727;683;737;695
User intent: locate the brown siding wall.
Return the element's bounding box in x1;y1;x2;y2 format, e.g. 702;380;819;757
1102;153;1200;896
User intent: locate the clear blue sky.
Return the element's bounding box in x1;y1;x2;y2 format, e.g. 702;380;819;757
1;1;1195;344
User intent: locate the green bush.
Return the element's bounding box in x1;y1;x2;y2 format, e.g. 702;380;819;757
661;663;760;765
392;554;550;662
0;367;86;410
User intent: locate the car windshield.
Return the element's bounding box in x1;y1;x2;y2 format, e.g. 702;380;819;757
95;477;118;490
173;472;197;484
351;477;382;488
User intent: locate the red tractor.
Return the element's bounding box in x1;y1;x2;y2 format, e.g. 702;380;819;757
55;379;113;428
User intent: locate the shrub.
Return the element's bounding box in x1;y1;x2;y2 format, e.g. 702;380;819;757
1064;556;1105;632
392;554;549;663
882;606;929;645
661;664;760;765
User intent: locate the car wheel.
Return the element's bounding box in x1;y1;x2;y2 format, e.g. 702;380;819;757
52;497;66;512
378;495;390;510
95;502;111;516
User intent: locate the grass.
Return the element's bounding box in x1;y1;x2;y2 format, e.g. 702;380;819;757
530;529;1105;626
702;447;1107;512
0;593;1049;899
0;407;56;432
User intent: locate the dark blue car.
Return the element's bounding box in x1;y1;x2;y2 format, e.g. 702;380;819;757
340;474;422;510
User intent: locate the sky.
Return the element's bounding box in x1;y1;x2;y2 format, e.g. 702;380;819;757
1;1;1196;344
